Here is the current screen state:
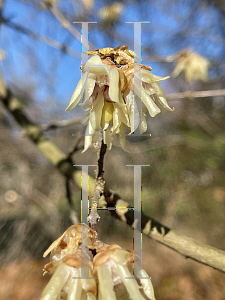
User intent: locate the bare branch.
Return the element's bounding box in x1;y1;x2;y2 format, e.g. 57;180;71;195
47;4;95;50
1;17;80;58
1;75;225;273
39;118;82;131
103;189;225;273
167;89;225;100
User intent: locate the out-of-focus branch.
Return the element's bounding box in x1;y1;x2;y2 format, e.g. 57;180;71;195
103;189;225;273
1;73;225;273
46;3;95;50
1;17;80;58
39;118;82;131
167;89;225;100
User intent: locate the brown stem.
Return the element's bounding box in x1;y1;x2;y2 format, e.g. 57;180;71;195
88;130;107;237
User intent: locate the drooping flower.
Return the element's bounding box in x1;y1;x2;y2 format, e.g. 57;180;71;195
40;223;156;300
66;45;174;152
172;49;210;83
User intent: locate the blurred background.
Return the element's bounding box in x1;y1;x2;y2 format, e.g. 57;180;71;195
0;0;225;299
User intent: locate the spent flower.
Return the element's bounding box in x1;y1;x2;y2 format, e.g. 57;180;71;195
40;223;156;300
66;45;174;151
172;49;210;83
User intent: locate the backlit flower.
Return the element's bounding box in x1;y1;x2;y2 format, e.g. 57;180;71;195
66;45;174;151
172;49;210;82
40;223;156;300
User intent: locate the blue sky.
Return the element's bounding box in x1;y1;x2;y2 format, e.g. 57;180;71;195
1;0;224;120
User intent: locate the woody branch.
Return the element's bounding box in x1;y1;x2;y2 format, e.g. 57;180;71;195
0;74;225;273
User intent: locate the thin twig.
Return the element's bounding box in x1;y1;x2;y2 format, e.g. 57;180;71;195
39;118;82;131
1;17;80;58
167;89;225;100
1;78;225;273
47;4;95;50
87;130;107;236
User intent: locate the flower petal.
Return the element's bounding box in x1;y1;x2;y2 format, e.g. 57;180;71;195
84;55;109;75
65;72;88;111
79;78;96;110
133;262;156;300
40;264;70;300
103;126;112;150
151;82;174;112
136;69;169;83
125;91;140;133
139;113;147;134
89;91;104;131
67;268;83;300
108;66;120;103
111;263;146;300
97;263;117;300
82;121;96;153
111;104;121;134
134;82;161;117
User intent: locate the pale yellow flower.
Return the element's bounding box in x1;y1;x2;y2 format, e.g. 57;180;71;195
66;46;174;152
172;50;210;82
40;224;156;300
98;2;124;23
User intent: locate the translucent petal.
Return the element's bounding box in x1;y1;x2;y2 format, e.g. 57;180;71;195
40;264;70;300
135;69;169;83
151;83;174;112
103;126;112;150
84;55;108;75
65;72;88;111
67;268;83;300
134;83;161;117
139;113;147;134
97;264;117;300
102;101;114;122
108;67;120;103
89;91;104;131
79;78;96;109
111;104;121;134
82;121;96;153
133;262;156;300
126;91;140;133
111;263;146;300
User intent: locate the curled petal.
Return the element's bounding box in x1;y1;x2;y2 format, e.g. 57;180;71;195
79;78;96;110
151;83;174;112
97;264;117;300
134;82;161;117
67;268;83;300
139;113;147;134
125;91;140;133
82;121;96;153
108;66;120;103
111;263;146;300
135;69;169;84
111;104;121;134
40;264;70;300
103;126;112;150
65;72;88;111
84;55;109;75
89;91;104;131
134;262;156;300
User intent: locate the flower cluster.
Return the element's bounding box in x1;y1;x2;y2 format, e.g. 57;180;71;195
40;223;156;300
66;45;173;152
172;49;210;83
